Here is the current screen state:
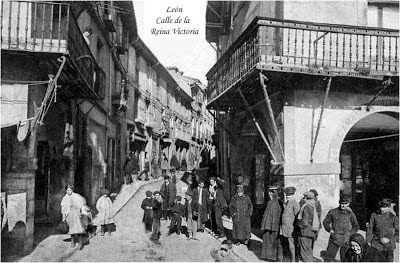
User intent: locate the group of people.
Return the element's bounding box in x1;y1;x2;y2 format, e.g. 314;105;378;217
254;185;399;262
60;185;114;250
140;174;229;242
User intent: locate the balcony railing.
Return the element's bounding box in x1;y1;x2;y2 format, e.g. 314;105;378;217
206;16;399;103
1;1;105;99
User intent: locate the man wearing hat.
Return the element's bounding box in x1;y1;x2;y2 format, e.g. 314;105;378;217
323;194;359;262
366;198;399;262
279;186;300;262
297;191;320;262
209;177;228;238
184;190;199;240
193;179;209;233
159;175;177;220
141;191;153;233
261;185;283;261
229;184;253;246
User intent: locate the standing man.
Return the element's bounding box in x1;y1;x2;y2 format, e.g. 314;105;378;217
366;198;399;262
229;184;253;246
297;191;319;262
160;175;177;220
193;179;209;233
280;186;300;262
323;194;359;262
138;154;150;181
209;177;228;238
261;185;283;261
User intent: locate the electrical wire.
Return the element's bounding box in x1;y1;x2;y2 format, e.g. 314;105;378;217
343;133;399;143
1;80;50;85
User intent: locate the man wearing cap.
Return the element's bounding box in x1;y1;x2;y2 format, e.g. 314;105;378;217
366;198;399;262
229;184;253;246
279;186;300;262
209;177;228;238
193;179;209;233
184;190;199;240
159;175;177;220
141;191;154;233
323;194;359;262
261;185;283;261
297;191;319;262
151;191;163;241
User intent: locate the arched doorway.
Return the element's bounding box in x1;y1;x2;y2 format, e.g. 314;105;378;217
338;111;399;230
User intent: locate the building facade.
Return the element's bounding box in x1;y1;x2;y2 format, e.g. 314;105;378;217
1;0;137;256
205;0;399;237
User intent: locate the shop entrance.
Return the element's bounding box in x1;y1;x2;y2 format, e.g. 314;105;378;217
339;111;399;230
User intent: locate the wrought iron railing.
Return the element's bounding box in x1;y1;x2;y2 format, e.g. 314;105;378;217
1;1;105;98
206;16;399;102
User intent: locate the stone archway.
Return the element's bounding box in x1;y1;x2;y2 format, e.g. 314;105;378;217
327;106;399;163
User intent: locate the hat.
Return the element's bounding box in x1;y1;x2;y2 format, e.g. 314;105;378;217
310;189;318;197
220;244;229;251
268;185;279;192
303;191;315;199
185;190;193;197
175;196;182;201
145;191;152;197
379;198;391;207
345;233;366;246
284;186;296;195
100;188;109;195
236;184;244;191
339;195;351;204
153;191;160;196
164;175;170;180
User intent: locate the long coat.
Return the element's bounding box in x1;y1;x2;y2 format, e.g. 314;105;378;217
323;207;359;247
96;196;114;225
160;182;177;210
193;186;210;223
366;211;399;251
298;203;318;238
261;196;283;260
141;197;153;224
280;198;300;237
229;193;253;240
61;192;86;235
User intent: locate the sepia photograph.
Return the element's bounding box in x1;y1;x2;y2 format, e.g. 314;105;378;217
1;0;399;262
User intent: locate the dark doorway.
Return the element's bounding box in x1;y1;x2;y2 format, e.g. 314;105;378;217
34;141;50;222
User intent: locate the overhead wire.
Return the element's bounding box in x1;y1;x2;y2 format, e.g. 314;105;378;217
343;133;399;143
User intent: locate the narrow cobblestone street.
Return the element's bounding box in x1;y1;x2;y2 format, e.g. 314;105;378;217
65;175;221;262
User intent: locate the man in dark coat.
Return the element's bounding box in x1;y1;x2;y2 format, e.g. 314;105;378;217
297;191;319;262
229;184;253;246
151;191;163;241
169;196;185;235
138;156;150;180
193;179;209;232
366;198;399;262
159;175;177;220
209;177;228;238
141;190;153;232
323;194;359;262
343;233;386;262
279;186;300;262
261;185;283;261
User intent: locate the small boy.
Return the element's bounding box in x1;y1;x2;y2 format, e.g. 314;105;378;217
141;191;153;233
210;240;238;262
151;191;163;241
184;190;199;241
169;196;185;235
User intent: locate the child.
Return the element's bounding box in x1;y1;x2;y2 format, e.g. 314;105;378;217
151;191;163;241
96;188;114;236
169;196;185;235
81;205;95;237
141;191;153;233
210;240;238;262
184;190;199;241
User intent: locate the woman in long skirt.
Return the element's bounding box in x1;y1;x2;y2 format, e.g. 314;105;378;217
61;185;86;249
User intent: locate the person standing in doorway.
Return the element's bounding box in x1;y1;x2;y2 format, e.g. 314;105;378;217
280;186;300;262
366;198;399;262
193;179;209;233
261;185;283;261
323;194;359;262
229;184;253;247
